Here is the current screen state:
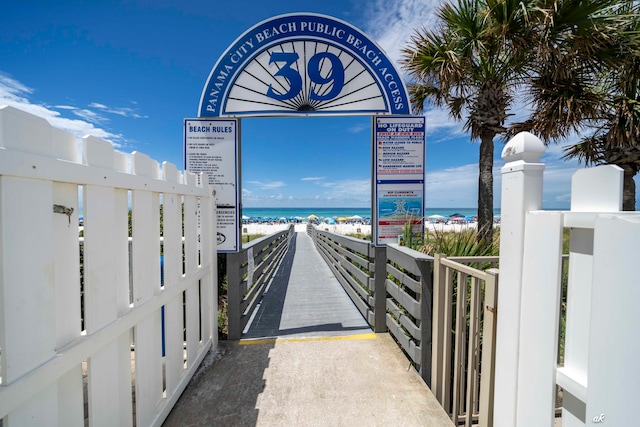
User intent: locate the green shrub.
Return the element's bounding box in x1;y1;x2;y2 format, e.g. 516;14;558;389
421;228;499;257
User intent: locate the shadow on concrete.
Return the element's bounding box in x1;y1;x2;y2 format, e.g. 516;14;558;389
162;340;274;427
241;233;296;339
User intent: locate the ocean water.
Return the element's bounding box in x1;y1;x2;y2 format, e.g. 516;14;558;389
242;207;500;220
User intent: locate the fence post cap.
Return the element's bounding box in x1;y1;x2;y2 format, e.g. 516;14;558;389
501;132;545;163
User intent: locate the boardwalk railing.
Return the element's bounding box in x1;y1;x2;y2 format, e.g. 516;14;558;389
384;244;434;384
432;255;499;427
0;106;217;427
309;226;384;331
226;225;294;339
307;224;498;426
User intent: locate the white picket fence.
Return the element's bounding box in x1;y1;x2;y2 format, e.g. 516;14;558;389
0;105;217;426
494;132;640;426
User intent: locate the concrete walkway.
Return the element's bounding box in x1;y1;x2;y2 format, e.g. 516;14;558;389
163;228;453;426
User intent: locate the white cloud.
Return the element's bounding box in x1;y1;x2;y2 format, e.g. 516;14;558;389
424;107;465;135
243;177;372;207
346;123;368;134
362;0;443;67
246;180;286;190
301;176;325;181
0;72;124;146
89;102;148;119
72;108;108;124
318;178;371;201
424;164;478;207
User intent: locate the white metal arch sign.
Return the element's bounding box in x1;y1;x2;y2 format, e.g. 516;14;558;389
198;13;411;117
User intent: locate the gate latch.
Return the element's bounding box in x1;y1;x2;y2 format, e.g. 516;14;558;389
53;204;74;226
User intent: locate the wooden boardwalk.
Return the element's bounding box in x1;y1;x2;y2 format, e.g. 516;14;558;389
241;225;372;340
163;228;453;426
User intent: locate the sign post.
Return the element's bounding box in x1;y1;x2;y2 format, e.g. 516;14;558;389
373;115;426;246
184;118;240;252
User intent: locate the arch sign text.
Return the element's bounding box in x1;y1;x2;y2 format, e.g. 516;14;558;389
198;13;410;117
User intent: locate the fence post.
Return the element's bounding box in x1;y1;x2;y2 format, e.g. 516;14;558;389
516;212;563;426
373;245;387;333
560;165;623;425
227;251;242;340
431;253;446;404
585;214;640;425
479;269;499;427
417;257;433;387
494;132;545;426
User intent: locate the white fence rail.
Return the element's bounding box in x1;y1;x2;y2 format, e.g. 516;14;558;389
494;132;640;426
0;105;217;426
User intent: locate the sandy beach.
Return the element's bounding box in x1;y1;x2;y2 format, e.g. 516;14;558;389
242;221;483;237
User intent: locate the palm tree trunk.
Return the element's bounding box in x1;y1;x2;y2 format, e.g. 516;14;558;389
622;165;637;211
477;133;495;243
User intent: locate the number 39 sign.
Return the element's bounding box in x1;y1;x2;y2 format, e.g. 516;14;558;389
199;13;411;117
266;51;344;102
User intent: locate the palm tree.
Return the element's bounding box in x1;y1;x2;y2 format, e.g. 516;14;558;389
510;0;640;210
562;6;640;210
401;0;532;243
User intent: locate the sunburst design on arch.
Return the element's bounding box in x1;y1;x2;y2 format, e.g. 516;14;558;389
224;40;386;116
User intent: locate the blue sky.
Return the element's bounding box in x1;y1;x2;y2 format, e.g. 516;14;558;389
1;0;636;209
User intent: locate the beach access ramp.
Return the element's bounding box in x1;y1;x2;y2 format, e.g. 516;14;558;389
163;226;453;426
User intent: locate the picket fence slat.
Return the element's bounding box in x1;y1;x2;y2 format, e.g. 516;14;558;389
183;193;199;369
163;179;185;396
516;212;563;426
132;183;163;427
53;182;81;346
0;176;56;381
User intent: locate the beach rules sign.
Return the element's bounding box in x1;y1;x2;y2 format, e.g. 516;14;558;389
373;116;426;246
184;118;240;252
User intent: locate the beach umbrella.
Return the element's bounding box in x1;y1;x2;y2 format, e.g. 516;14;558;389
428;214;445;220
242;215;250;220
307;214;318;220
350;215;363;220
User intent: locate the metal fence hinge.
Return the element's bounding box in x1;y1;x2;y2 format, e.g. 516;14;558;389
53;204;74;226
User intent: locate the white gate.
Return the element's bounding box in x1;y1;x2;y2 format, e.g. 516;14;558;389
493;132;640;426
0;105;217;426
